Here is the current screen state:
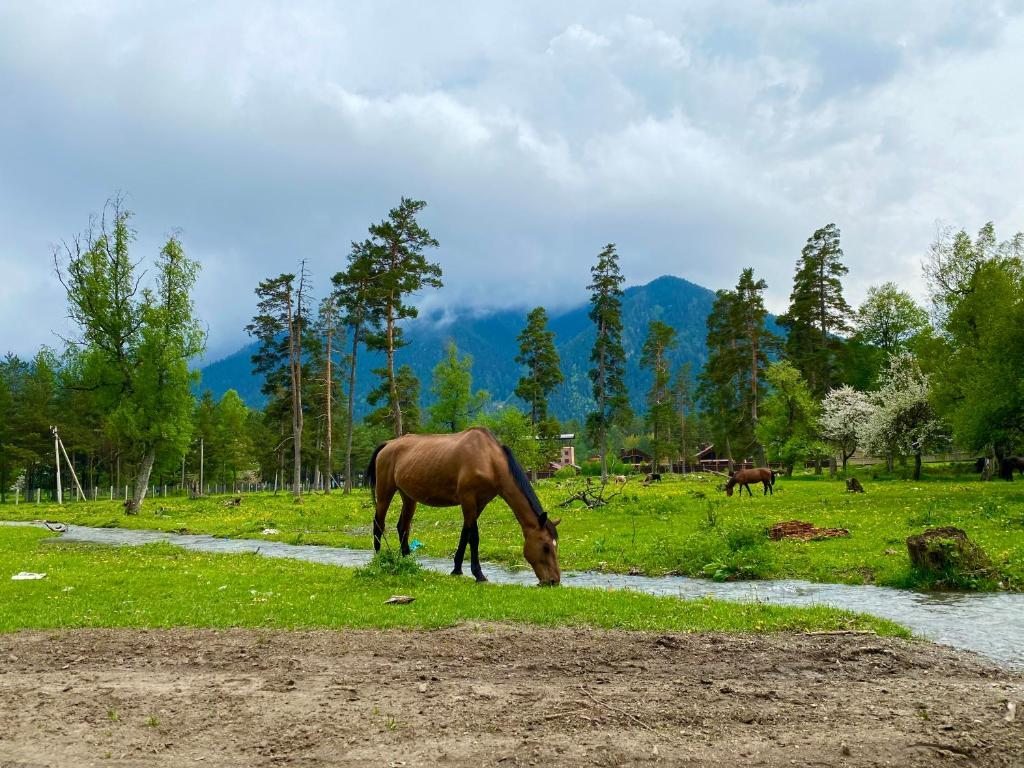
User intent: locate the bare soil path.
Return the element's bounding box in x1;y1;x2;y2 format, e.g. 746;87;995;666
1;625;1021;767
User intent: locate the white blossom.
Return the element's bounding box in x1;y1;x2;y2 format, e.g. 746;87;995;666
820;385;875;465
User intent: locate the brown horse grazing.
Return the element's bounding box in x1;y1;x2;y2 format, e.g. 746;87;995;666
366;427;561;585
725;468;777;497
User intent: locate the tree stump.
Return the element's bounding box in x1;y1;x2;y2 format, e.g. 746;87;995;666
846;477;865;493
905;527;992;584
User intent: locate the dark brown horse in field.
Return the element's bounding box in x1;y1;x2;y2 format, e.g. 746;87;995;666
725;468;777;497
1000;456;1024;480
366;427;561;585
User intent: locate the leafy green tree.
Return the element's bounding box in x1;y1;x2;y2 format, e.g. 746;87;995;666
755;361;820;476
364;198;442;436
586;244;632;480
367;364;421;434
779;223;853;398
0;354;25;502
923;224;1024;461
855;282;929;356
640;320;678;470
246;266;313;499
427;342;489;432
213;390;254;489
481;405;543;471
514;307;563;427
57;201;204;511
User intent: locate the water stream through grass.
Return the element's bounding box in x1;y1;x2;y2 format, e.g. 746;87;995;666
8;522;1023;670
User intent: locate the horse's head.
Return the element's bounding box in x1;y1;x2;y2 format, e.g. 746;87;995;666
724;477;736;497
524;515;561;586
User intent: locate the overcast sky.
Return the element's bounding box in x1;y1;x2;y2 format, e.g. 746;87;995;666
2;1;1023;360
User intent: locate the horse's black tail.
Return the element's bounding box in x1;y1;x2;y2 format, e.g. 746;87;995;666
501;444;550;531
366;443;387;503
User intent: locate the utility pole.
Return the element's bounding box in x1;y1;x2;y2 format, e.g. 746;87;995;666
52;426;62;505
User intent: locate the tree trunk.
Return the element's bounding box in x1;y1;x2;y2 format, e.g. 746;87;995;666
287;300;303;501
344;322;361;494
130;446;156;513
913;451;922;481
386;298;403;437
324;322;333;494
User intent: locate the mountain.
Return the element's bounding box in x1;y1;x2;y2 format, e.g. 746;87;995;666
198;275;756;422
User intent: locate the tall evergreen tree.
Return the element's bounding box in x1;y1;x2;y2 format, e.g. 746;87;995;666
514;307;563;427
246;265;313;500
697;269;778;466
779;223;853;398
586;243;632;480
332;239;385;493
640;320;678;471
672;361;694;469
364;198;442;437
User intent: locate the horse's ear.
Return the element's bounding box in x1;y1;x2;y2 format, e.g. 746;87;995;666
550;518;561;527
538;512;548;528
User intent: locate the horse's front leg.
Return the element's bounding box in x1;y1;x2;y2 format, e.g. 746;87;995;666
397;492;417;556
451;525;470;576
744;483;753;498
468;522;487;582
457;501;487;582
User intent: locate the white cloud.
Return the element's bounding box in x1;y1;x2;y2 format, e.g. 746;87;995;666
1;1;1023;356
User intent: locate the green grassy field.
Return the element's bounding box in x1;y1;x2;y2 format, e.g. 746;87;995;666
0;526;907;636
3;469;1022;590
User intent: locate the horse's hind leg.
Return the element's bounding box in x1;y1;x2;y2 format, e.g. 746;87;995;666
397;492;417;556
456;502;487;582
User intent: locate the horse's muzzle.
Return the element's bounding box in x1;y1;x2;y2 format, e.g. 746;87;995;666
538;578;560;587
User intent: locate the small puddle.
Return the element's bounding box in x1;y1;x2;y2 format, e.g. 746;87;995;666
6;521;1023;670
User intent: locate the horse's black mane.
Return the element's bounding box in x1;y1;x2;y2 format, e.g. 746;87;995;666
500;443;556;538
366;442;387;503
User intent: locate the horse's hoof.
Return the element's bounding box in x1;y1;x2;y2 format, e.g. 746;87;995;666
473;574;488;583
450;569;463;576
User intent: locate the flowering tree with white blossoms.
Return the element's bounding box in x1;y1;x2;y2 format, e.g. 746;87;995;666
861;351;946;480
820;385;875;471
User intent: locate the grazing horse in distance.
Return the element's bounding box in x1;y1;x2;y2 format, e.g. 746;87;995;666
1000;456;1024;481
725;468;777;497
366;427;561;585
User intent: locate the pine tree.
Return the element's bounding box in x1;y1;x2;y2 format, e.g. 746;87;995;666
514;307;563;427
779;223;853;398
697;269;778;467
640;320;677;471
246;265;313;500
364;198;442;437
332;238;385;493
586;244;632;480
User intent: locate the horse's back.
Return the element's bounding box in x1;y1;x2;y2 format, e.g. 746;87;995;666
379;429;504;507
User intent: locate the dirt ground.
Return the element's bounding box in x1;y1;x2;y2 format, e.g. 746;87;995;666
0;626;1021;767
